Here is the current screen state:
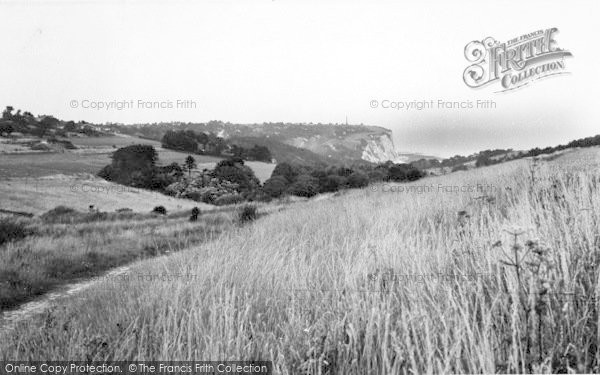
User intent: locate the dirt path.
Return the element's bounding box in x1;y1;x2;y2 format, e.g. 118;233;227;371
0;265;131;336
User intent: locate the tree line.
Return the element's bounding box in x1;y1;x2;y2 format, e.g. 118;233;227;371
97;144;425;205
161;129;272;162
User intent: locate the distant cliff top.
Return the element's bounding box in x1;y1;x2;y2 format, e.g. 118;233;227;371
180;122;399;164
180;122;392;139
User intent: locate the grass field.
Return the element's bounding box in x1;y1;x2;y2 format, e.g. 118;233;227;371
67;135;162;148
1;147;598;373
0;174;206;215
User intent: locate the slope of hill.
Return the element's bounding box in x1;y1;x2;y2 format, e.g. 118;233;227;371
3;147;598;372
0;174;206;215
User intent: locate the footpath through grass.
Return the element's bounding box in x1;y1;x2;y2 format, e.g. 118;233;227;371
0;208;236;310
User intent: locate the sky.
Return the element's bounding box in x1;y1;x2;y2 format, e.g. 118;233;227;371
1;0;598;157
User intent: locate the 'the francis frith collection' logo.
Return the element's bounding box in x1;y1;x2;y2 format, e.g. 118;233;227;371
463;28;572;92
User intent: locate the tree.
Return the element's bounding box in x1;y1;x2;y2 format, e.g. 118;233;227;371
112;144;157;170
263;175;289;198
0;122;14;135
247;145;272;162
211;158;260;193
2;106;13;120
63;121;77;132
161;130;198;152
184;155;196;178
406;168;423;181
475;154;493;167
38;116;59;137
347;171;369;188
99;145;159;187
321;174;347;192
271;162;299;183
287;174;319;197
388;164;407;181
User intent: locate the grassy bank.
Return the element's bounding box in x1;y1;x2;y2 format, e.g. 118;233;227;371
0;209;236;310
2;149;599;373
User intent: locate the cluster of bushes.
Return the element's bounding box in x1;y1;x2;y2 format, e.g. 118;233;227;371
98;145;262;206
237;204;258;224
165;176;243;205
261;161;423;199
164;158;259;205
0;218;30;246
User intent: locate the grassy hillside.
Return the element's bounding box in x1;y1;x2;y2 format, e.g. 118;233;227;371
0;175;206;215
1;148;599;372
0;209;235;310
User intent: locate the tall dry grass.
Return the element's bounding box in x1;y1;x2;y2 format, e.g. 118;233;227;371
0;210;234;310
1;151;599;373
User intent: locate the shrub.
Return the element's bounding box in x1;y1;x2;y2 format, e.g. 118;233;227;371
406;168;424;181
82;211;109;222
368;167;389;182
452;164;468;172
214;193;245;206
263;175;289;198
386;164;423;182
287;174;319;197
475;154;493;167
152;206;167;215
189;207;201;221
31;143;51;151
97;164;116;181
271;162;299;183
320;174;347;193
237;204;258;224
40;206;79;224
347;171;369;188
0;218;29;245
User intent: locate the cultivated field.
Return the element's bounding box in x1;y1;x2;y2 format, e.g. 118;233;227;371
1;148;599;373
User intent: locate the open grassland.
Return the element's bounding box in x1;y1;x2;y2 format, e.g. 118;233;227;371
1;148;599;373
0;152;112;178
67;135;162;148
0;174;206;215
